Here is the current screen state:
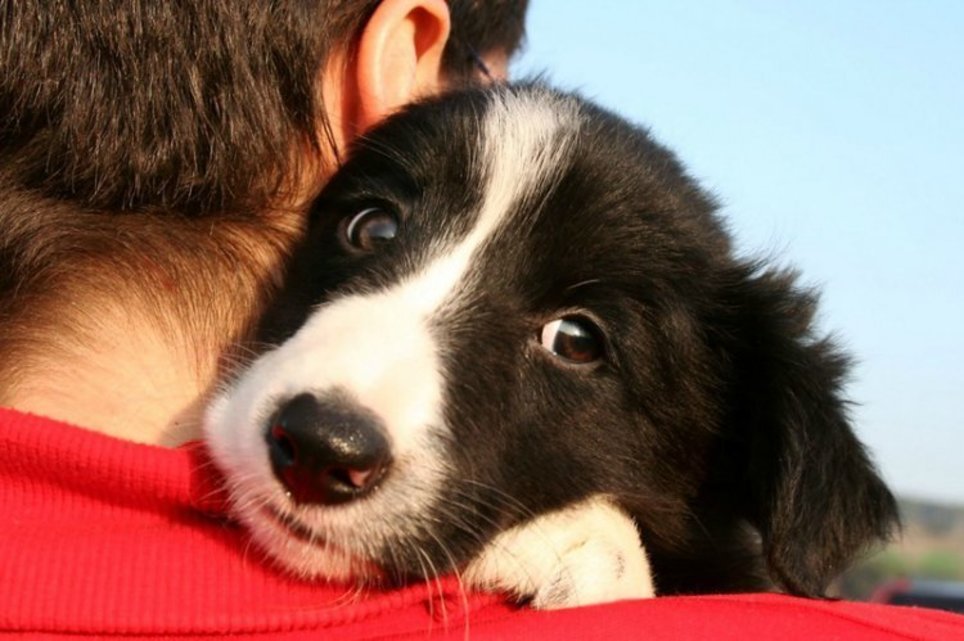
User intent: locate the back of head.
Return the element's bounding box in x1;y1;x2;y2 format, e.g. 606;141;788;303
0;0;529;216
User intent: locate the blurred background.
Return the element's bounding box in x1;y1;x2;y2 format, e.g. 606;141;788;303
513;1;963;606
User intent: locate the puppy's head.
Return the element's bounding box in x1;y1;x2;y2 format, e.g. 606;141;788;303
205;84;896;594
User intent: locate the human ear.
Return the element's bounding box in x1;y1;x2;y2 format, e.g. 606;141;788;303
351;0;451;135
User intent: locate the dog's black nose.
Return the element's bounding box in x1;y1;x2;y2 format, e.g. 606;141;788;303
265;392;392;505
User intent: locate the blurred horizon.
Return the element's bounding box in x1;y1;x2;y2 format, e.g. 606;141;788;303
514;1;964;504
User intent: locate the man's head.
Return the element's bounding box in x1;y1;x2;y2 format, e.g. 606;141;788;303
0;0;530;443
0;0;529;216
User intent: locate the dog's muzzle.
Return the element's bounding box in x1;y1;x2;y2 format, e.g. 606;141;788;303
265;392;393;505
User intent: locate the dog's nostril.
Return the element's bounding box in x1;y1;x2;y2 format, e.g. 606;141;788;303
268;425;297;466
265;392;392;506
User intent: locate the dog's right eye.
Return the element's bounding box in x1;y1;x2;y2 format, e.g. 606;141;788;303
344;207;399;252
539;315;605;365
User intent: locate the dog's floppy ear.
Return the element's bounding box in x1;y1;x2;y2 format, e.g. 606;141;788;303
719;265;898;596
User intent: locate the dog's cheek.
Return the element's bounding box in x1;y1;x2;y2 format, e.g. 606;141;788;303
203;383;265;486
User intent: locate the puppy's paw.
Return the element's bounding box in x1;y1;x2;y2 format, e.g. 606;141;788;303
464;496;655;609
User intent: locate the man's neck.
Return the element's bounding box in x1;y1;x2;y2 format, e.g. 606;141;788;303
8;310;220;446
0;210;304;447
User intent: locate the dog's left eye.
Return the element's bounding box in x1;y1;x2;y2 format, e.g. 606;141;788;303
539;315;605;364
344;207;399;251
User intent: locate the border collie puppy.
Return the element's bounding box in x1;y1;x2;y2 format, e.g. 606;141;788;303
205;84;897;609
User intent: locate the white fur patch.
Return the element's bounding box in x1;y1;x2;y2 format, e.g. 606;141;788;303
204;89;582;580
464;496;655;609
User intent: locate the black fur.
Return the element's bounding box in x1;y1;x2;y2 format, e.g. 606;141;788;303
256;83;898;596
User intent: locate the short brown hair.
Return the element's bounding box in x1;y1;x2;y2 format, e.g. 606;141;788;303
0;1;528;217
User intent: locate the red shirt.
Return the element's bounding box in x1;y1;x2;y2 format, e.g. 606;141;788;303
2;407;962;640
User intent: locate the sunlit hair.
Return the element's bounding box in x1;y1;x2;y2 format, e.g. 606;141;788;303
0;1;528;217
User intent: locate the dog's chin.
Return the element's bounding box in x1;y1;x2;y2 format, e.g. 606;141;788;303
239;501;385;583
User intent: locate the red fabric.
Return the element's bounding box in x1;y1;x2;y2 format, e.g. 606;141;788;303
2;407;962;640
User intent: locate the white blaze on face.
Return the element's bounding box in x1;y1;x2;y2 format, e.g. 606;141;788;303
204;89;580;579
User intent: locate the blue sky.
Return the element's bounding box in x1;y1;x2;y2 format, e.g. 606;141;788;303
513;1;964;504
